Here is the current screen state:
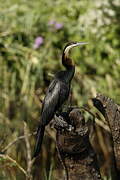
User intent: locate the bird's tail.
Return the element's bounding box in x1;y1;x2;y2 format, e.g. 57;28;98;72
33;124;45;158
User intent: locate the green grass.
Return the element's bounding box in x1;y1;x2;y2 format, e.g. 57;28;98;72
0;0;120;179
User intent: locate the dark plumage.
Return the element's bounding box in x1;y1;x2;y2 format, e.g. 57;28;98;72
33;42;87;158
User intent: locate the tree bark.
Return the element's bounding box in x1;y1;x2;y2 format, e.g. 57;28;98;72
55;93;120;179
55;108;101;180
92;94;120;177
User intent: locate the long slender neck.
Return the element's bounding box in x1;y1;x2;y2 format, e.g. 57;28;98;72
62;52;73;69
65;65;75;83
62;53;75;83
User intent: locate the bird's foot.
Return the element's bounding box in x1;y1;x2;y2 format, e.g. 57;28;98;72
51;115;74;132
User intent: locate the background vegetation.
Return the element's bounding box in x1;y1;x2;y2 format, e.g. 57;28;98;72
0;0;120;179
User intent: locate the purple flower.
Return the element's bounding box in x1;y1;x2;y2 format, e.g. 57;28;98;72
48;19;63;30
55;22;63;30
33;36;44;49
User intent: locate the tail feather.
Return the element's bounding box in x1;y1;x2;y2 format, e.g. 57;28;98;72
33;125;45;158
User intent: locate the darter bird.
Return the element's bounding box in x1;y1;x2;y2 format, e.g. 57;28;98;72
33;42;88;158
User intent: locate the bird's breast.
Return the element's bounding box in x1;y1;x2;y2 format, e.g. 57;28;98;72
59;81;70;103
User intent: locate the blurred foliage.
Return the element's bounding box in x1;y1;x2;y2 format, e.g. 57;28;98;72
0;0;120;179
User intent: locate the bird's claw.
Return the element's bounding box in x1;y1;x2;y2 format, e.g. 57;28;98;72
66;124;74;132
52;115;74;132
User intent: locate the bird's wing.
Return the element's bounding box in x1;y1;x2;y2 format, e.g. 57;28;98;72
41;79;61;125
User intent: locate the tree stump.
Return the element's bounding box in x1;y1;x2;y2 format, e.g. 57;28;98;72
55;108;101;180
54;94;120;180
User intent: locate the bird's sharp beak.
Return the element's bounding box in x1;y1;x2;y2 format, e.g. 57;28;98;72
71;42;88;48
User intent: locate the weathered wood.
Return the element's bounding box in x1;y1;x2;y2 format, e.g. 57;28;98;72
54;94;120;179
92;94;120;178
55;108;101;180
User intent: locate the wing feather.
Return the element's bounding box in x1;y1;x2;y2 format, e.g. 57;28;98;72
41;79;69;125
41;80;61;125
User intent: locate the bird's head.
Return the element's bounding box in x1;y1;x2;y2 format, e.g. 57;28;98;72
62;42;88;67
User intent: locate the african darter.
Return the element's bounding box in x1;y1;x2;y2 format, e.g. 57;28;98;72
33;42;87;158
